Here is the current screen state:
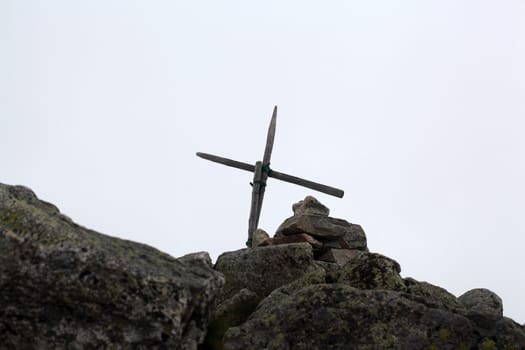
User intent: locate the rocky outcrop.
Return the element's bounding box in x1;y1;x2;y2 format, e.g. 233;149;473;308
216;197;525;350
222;263;525;350
204;243;323;349
214;243;321;305
0;184;224;349
2;186;524;349
224;284;477;350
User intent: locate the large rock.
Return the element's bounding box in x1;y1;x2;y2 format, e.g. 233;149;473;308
203;288;259;350
224;281;525;350
209;243;322;349
0;184;224;349
224;284;477;350
334;251;406;292
218;240;525;349
316;248;360;265
250;228;270;248
403;278;466;314
277;215;347;238
458;288;503;320
214;243;321;304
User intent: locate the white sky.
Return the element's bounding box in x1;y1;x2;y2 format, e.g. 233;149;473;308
2;1;524;323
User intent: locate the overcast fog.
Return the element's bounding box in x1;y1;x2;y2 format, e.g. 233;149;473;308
1;1;524;323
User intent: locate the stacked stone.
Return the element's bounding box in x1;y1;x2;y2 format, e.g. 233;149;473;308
255;196;368;265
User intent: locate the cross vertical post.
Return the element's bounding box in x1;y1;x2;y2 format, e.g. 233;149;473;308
247;161;263;246
249;106;277;245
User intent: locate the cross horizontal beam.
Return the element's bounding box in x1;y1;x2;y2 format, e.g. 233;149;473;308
196;152;344;198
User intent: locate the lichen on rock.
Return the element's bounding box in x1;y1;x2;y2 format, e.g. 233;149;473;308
0;183;224;349
223;284;477;350
3;187;525;350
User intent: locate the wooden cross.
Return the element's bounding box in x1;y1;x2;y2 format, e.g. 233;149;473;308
197;106;344;247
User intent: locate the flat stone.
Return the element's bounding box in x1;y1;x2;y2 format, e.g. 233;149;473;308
292;196;330;216
341;223;368;250
277;215;345;238
259;233;323;250
316;248;362;266
178;251;213;268
277;215;367;251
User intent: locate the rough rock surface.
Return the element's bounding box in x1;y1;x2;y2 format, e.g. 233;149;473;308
278;215;349;239
251;229;270;248
333;251;406;292
213;196;525;349
260;233;323;250
459;288;503;319
291;196;330;216
316;248;361;265
203;288;259;350
214;243;321;305
224;284;478;350
3;186;524;349
0;184;224;350
275;197;367;251
403;277;465;314
210;238;523;349
207;243;322;349
224;277;525;350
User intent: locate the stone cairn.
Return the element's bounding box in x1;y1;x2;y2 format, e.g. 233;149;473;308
252;196;368;265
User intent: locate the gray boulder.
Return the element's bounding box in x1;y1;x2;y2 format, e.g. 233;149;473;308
292;196;330;216
277;214;345;238
214;243;321;304
224;284;477;350
0;184;224;350
250;228;270;248
218;242;525;349
404;278;466;314
209;243;323;350
224;280;525;350
179;251;214;268
334;251;406;292
458;288;503;320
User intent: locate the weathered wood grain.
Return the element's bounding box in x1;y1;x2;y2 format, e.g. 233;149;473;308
247;161;263;247
269;169;344;198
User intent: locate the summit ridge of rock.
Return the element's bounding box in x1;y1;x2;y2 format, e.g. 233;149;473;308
1;185;524;350
213;196;525;350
